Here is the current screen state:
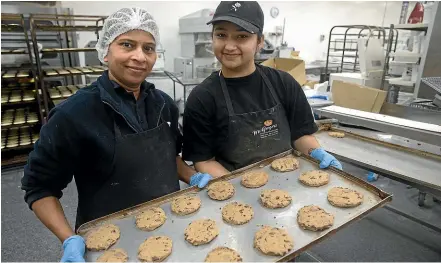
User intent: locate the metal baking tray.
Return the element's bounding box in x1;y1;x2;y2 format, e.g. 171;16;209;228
1;70;31;78
2;126;36;150
78;150;391;262
44;66;104;76
316;125;441;193
75;67;93;73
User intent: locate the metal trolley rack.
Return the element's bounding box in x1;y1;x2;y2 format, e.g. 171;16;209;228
29;14;107;118
1;13;44;168
324;25;398;81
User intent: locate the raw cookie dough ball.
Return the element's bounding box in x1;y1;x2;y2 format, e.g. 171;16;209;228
171;195;201;215
299;170;330;187
97;248;128;262
254;226;293;256
297;205;334;231
260;189;292;208
207;181;235;201
204;247;242;262
327;187;363;208
135;207;166;231
86;224;120;251
241;170;269;188
138;236;172;262
221;202;254;225
185;219;219;246
271;157;299;172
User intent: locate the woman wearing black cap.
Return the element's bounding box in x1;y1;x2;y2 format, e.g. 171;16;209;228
183;1;342;177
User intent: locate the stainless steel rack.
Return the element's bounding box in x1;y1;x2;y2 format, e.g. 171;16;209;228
1;13;45;167
29;14;106;117
325;25;398;81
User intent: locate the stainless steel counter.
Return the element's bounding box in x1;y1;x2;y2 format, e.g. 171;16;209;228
315;106;441;147
316;127;441;195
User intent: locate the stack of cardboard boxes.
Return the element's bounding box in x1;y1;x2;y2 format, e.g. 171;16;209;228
261;57;387;113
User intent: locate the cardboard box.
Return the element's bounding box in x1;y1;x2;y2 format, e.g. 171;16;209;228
290;51;301;59
261;57;307;86
330;72;382;89
304;80;319;88
331;80;387;113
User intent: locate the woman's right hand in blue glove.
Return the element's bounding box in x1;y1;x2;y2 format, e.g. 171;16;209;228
60;235;85;263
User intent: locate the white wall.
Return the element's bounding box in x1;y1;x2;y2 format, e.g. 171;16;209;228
61;1;403;71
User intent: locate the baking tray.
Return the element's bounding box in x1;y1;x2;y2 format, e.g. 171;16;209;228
77;150;391;262
1;70;31;78
1;126;37;150
316;126;441;193
43;66;104;77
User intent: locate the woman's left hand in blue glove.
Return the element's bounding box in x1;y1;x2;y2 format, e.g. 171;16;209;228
190;172;213;188
310;148;343;170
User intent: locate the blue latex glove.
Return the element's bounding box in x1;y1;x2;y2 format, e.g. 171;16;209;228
307;95;328;100
190;172;212;188
310;148;343;170
60;235;85;263
367;171;379;182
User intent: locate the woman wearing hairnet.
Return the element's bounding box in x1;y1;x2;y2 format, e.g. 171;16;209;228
21;8;212;262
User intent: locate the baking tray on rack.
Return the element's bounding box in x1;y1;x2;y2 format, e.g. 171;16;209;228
43;66;106;77
77;150;392;262
1;69;31;79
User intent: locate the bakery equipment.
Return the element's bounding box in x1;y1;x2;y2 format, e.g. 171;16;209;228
1;13;43;168
314;104;441;232
29;13;106;115
325;25;396;80
176;9;220;79
1;2;84;168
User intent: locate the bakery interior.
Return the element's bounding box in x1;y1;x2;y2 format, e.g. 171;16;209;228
1;1;440;262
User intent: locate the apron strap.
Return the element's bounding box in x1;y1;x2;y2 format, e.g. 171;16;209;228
219;70;235;117
219;65;282;117
255;66;282;105
112;111;166;138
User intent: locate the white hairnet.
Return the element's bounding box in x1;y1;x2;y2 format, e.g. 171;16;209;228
96;7;160;64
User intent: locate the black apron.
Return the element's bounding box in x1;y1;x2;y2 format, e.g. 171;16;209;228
75;118;179;230
216;66;292;171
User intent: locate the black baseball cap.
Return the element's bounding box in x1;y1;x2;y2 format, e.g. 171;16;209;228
207;1;264;34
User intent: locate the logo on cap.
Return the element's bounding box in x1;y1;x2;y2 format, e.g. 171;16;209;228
231;2;241;12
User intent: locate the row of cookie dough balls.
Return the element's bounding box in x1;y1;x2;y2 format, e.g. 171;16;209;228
85;221;292;262
85;156;363;261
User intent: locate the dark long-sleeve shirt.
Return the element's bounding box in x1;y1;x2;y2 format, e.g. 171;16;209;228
21;71;182;210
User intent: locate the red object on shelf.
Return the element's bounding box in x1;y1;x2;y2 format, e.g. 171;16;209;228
407;2;424;24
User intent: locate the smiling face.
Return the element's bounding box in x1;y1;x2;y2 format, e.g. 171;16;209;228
212;21;263;72
104;30;157;89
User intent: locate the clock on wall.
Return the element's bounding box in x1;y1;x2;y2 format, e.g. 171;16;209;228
270;7;279;18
